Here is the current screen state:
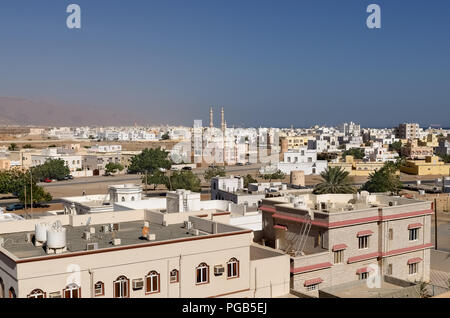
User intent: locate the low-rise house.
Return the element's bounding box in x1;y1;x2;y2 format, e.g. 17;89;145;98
259;192;433;297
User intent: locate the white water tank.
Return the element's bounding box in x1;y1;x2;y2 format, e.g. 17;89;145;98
47;226;67;249
35;223;50;243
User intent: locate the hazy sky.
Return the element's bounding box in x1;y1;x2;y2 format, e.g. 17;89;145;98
0;0;449;128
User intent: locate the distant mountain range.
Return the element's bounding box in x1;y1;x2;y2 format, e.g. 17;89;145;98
0;97;140;126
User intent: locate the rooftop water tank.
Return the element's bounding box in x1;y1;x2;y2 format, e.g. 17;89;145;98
35;223;50;243
47;223;67;249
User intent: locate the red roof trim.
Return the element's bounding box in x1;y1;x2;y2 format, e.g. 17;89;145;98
291;262;332;274
357;230;374;237
356;267;375;274
382;243;433;257
273;225;287;231
304;278;323;286
259;205;277;213
272;213;329;228
332;244;348;251
407;257;423;265
347;252;380;264
408;223;423;229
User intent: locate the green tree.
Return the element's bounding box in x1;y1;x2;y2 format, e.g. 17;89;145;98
142;170;168;190
0;169;52;205
313;167;356;194
32;159;70;181
260;170;286;182
8;143;18;151
105;162;124;175
204;166;226;182
389;141;403;156
361;161;403;194
342;148;365;160
127;148;172;174
23;144;33;149
167;170;201;192
438;153;450;163
243;174;257;188
161;132;170;140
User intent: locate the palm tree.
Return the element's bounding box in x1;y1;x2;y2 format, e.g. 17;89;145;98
313;167;356;194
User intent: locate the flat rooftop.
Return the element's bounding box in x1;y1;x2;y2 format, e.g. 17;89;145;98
1;221;205;260
264;193;425;214
320;279;416;298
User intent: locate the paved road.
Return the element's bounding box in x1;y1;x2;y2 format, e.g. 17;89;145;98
38;164;263;188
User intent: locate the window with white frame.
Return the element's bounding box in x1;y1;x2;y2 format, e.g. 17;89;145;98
64;283;81;298
196;263;209;284
358;236;369;249
145;271;160;294
27;289;45;298
170;269;179;283
94;282;104;297
113;276;129;298
409;228;419;241
227;258;239;278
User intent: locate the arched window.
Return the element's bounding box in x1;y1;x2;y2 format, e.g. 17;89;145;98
9;287;16;298
227;258;240;279
121;197;125;202
27;289;46;298
0;278;4;298
94;281;105;297
64;283;81;298
145;271;160;294
196;263;209;285
113;276;129;298
131;196;135;201
170;269;179;283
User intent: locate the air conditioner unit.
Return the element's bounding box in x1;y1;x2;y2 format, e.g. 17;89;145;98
132;278;144;290
49;291;62;298
214;265;225;276
86;242;98;251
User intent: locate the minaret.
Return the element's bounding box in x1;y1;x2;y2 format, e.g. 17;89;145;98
221;107;225;132
209;107;214;128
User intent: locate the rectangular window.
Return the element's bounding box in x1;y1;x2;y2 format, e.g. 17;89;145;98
409;228;419;241
306;284;319;291
387;264;393;276
358;236;369;249
389;229;393;240
334;250;344;264
359;272;369;280
409;263;418;275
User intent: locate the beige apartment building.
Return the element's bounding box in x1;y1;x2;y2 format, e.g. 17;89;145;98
0;209;289;298
396;123;420;140
259;193;433;297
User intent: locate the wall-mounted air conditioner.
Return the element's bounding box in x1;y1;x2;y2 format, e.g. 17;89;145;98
86;242;98;251
214;265;225;276
132;278;144;290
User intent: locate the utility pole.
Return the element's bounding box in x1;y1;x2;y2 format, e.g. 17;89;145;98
30;170;33;215
24;182;27;218
434;198;438;250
